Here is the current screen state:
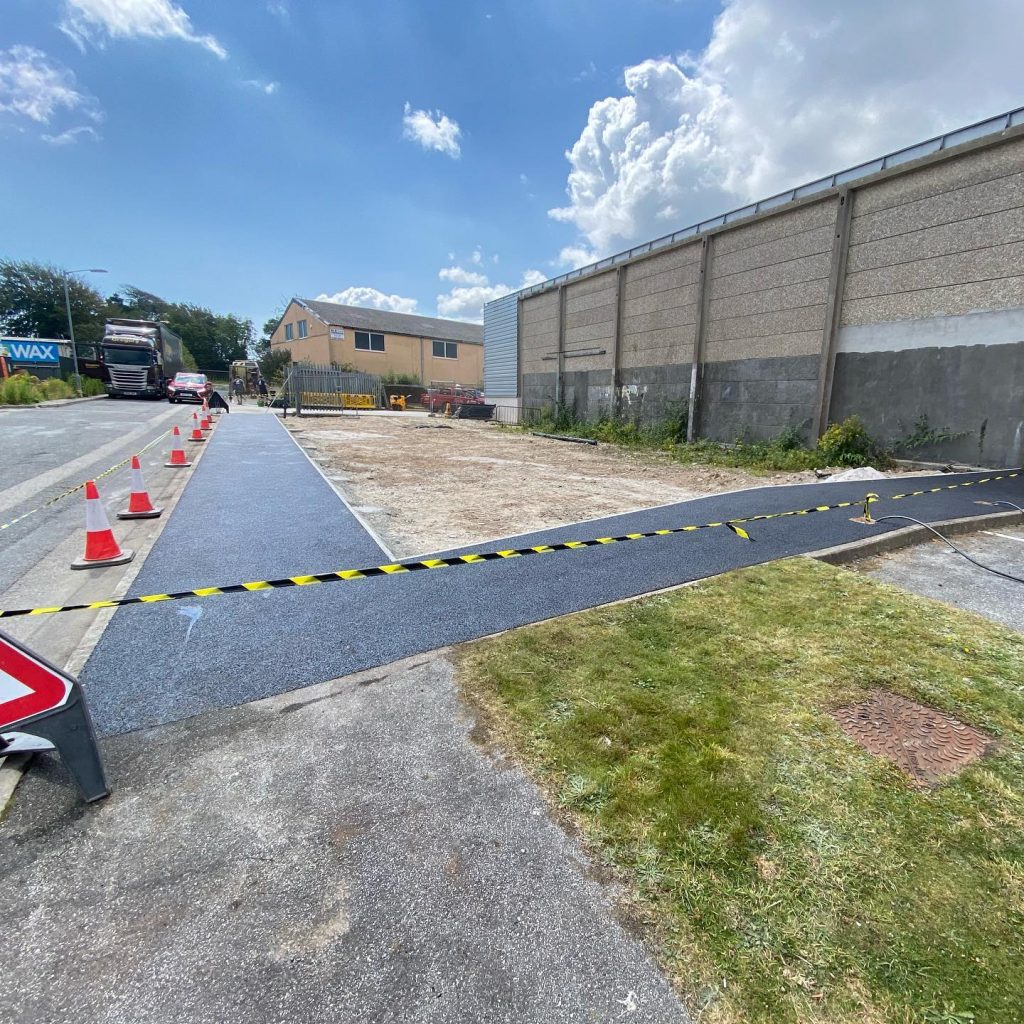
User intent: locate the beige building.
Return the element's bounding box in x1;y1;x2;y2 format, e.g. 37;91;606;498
270;298;483;387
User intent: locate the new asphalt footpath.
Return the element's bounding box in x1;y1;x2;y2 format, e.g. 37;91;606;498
79;414;1024;736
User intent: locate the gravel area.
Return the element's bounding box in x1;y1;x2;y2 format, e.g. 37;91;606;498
284;416;819;557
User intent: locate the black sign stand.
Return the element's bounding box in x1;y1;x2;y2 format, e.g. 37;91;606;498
0;630;109;803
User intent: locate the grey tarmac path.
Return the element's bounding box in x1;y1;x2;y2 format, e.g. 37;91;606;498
0;655;688;1024
77;407;1024;736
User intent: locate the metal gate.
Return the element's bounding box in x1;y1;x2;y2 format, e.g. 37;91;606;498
289;362;384;414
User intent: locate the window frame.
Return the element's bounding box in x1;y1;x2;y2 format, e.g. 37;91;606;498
432;340;459;359
297;319;308;339
284;323;294;341
354;331;385;352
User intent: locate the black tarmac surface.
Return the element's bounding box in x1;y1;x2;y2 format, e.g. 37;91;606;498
82;414;1024;736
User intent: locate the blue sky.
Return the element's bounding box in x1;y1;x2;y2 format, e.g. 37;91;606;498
1;1;1021;333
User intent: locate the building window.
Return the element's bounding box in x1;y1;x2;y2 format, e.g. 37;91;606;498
432;340;458;359
355;331;385;352
284;323;294;341
298;319;308;339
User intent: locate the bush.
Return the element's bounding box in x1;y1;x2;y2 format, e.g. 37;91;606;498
0;374;41;404
817;416;891;468
80;376;106;397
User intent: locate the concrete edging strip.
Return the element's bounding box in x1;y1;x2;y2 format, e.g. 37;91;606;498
805;509;1024;565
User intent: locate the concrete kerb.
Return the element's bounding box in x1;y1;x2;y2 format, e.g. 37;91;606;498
806;508;1024;565
0;422;217;817
0;395;108;412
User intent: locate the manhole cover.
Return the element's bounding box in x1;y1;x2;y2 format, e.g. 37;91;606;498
830;690;992;786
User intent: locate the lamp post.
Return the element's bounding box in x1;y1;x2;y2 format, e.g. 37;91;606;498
63;268;108;396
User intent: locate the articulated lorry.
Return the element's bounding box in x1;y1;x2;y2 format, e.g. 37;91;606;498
101;319;184;399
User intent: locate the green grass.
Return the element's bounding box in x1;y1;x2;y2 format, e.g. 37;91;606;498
456;559;1024;1024
519;410;894;472
0;374;80;404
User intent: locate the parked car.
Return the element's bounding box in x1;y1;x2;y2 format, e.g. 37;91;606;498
423;385;485;413
167;372;212;404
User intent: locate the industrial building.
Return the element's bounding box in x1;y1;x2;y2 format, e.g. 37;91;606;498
484;106;1024;467
270;299;483;387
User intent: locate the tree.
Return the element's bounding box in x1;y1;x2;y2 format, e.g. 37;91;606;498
259;346;291;383
0;260;107;344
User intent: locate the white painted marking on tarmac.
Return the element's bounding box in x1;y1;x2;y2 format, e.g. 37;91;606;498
983;531;1024;544
177;605;203;642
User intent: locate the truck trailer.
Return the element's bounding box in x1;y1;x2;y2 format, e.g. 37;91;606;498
101;319;184;399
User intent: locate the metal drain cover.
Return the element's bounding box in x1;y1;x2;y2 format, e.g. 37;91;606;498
830;690;992;785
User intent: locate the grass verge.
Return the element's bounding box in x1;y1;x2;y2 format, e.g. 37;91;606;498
456;558;1024;1023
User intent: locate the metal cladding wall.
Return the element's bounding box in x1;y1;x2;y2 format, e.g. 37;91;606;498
482;291;518;397
497;112;1024;465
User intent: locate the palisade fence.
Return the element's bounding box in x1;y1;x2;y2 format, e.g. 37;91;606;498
491;404;550;427
287;362;384;415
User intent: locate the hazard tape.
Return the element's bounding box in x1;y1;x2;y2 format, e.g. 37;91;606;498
0;426;177;534
1;470;1018;620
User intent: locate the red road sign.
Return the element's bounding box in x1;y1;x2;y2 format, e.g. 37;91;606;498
0;634;73;729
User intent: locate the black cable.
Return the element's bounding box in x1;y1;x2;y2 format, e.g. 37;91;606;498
875;514;1024;586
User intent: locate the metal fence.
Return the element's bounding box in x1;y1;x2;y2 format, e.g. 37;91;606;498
491;404;550;427
288;362;384;415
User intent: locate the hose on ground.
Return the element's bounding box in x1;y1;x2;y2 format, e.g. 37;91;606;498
875;512;1024;586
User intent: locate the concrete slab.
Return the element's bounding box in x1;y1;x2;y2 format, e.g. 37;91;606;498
0;656;688;1024
861;526;1024;633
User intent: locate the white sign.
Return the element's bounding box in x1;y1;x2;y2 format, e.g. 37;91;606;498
330;328;344;340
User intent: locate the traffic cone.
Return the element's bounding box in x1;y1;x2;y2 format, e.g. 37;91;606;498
187;412;206;443
200;410;212;431
165;425;192;467
117;456;163;519
71;481;134;569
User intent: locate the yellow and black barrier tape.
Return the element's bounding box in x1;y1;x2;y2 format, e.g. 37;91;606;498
0;426;177;534
1;470;1019;620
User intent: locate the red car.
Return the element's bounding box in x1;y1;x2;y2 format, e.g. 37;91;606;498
167;372;212;404
423;385;485;413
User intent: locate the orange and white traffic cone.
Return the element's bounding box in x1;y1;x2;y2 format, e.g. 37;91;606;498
200;410;212;431
71;481;135;569
117;456;163;520
187;412;206;444
165;425;192;468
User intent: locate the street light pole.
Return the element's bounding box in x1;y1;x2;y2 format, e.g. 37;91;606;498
63;268;108;397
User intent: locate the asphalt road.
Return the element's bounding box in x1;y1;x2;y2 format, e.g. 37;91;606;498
79;412;1024;736
0;397;185;595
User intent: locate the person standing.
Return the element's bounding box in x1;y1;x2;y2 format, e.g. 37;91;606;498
232;376;245;404
257;375;269;403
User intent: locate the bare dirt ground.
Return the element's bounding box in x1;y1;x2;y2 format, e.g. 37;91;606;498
285;413;830;557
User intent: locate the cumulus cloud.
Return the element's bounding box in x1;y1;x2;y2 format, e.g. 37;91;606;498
316;287;419;314
551;0;1024;254
402;102;461;158
42;124;101;145
0;46;100;127
557;245;600;270
61;0;227;59
439;266;488;287
436;264;548;322
266;1;289;20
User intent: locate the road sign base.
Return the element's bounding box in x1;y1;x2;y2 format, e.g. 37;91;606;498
186;437;206;444
164;460;192;468
0;628;110;803
70;549;135;569
117;507;163;520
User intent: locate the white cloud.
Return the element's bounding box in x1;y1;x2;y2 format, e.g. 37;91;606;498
316;287;419;314
471;248;482;264
244;79;279;95
266;1;289;20
61;0;227;59
557;245;600;270
439;266;489;286
402;101;461;158
551;0;1024;254
42;124;101;144
436;266;549;322
0;46;100;126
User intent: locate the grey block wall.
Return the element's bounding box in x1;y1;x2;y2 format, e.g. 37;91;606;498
699;198;838;441
513;127;1024;464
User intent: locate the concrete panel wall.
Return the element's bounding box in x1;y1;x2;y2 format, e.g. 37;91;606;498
510;130;1024;462
699;198;838;441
